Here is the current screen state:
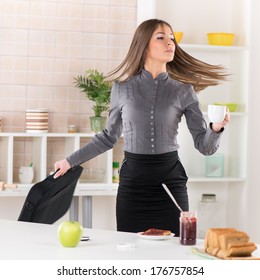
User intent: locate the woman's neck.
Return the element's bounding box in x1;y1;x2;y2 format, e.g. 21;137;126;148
144;63;166;79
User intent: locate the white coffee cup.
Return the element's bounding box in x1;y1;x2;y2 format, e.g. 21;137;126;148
208;105;226;123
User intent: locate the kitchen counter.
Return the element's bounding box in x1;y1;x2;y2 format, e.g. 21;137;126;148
0;219;209;260
1;219;259;260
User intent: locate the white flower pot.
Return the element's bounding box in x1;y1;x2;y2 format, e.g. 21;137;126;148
19;166;34;184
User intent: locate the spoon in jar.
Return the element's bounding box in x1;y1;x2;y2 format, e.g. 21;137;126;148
162;183;183;212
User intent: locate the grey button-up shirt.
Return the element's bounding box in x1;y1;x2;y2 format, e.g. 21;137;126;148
67;69;223;166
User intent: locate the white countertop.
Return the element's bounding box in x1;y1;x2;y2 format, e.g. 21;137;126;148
0;219;209;260
1;219;259;260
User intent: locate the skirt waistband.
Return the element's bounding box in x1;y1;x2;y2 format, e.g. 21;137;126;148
124;150;179;162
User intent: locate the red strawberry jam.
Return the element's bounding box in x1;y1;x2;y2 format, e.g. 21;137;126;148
179;212;197;245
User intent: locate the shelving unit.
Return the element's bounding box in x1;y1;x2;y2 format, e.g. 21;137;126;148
0;132;117;192
174;43;248;184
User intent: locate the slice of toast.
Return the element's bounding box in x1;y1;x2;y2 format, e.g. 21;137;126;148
142;228;172;236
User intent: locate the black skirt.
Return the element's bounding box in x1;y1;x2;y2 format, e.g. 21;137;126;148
116;151;189;236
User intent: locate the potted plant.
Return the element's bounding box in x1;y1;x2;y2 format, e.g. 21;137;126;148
74;69;112;132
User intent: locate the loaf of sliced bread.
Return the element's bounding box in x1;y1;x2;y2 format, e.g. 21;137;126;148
204;228;258;259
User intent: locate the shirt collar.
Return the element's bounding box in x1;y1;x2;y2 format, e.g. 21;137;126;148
141;69;169;81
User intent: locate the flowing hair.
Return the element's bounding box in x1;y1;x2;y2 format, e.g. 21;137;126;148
107;19;228;92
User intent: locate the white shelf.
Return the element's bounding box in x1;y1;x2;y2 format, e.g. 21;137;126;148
188;177;246;183
0;132;96;137
0;175;245;198
0;181;118;197
180;44;248;52
202;112;247;116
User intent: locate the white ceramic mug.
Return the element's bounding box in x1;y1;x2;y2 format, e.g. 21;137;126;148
19;166;34;184
208;105;226;123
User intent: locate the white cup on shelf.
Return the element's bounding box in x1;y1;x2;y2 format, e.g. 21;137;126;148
208;105;226;123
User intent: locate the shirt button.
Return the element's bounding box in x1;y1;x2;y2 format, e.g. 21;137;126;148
151;144;154;148
151;116;154;119
151;110;154;114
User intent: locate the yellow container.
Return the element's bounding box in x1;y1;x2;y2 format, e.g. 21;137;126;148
174;32;183;43
207;33;235;46
214;102;238;112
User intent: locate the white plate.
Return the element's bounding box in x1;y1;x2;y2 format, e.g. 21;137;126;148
137;232;175;240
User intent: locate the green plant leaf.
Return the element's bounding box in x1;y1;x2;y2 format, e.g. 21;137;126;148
74;69;112;117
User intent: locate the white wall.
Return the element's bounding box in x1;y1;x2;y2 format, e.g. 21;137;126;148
246;0;260;243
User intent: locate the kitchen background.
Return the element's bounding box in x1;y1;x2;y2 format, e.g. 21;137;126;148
0;0;136;132
0;0;136;232
1;0;260;243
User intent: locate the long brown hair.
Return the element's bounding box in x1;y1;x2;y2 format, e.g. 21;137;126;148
107;19;228;92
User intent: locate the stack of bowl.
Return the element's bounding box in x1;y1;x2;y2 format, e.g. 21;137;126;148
26;108;49;133
214;103;238;112
207;33;235;46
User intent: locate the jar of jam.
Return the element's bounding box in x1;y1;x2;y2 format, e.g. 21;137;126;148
179;211;197;245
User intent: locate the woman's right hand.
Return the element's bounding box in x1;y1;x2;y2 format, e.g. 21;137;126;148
53;159;71;179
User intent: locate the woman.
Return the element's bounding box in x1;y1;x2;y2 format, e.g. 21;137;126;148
54;19;230;236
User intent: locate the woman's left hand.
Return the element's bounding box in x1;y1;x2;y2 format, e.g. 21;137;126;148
211;108;231;132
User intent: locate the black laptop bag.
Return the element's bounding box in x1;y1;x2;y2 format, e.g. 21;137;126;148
18;166;83;224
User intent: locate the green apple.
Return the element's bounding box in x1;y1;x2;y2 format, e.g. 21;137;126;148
58;221;83;247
